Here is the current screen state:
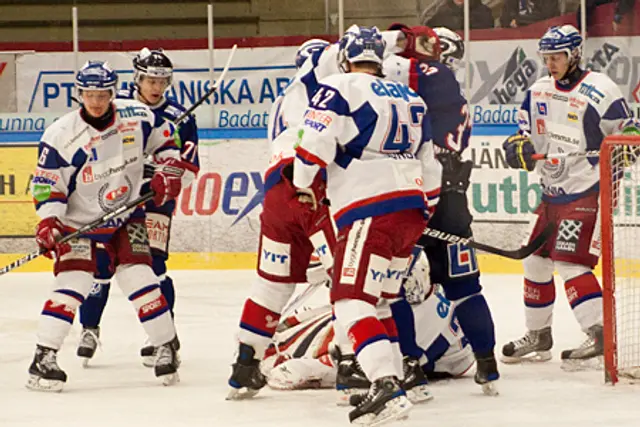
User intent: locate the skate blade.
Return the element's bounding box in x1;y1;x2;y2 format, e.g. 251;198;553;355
26;375;64;393
481;381;499;396
406;384;434;404
337;388;367;407
351;395;413;427
561;356;603;372
142;356;155;368
226;386;261;400
501;351;552;364
161;372;180;386
81;357;91;368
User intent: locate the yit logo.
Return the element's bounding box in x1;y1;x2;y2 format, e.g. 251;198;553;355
262;249;289;264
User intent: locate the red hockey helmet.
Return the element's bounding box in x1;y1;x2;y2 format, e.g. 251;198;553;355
388;23;442;62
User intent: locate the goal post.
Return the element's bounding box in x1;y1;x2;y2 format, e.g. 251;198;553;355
600;135;640;384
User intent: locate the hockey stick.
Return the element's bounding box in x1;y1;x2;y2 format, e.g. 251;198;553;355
173;44;237;126
280;280;327;321
418;222;554;260
0;192;155;277
532;151;600;161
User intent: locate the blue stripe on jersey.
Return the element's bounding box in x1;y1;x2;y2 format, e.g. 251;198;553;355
335;194;424;230
519;90;532;133
141;121;152;153
335;102;378;169
66;150;88;199
301;52;323;103
423;334;451;372
583;104;604;167
542;183;599;204
152;109;164;128
390;298;424;359
38;142;70;169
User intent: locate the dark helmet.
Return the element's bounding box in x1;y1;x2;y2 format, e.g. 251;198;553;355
133;48;173;85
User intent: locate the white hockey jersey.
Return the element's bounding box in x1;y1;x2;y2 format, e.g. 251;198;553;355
32;99;180;240
519;71;634;203
292;72;442;230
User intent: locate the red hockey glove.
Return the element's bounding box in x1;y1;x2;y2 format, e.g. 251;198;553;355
150;158;188;206
35;217;71;258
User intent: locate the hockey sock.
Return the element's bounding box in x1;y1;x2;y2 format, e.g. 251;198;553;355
564;272;603;331
390;298;423;359
454;293;496;355
380;314;403;381
348;316;398;381
238;298;281;359
79;282;111;328
159;276;175;317
524;278;555;331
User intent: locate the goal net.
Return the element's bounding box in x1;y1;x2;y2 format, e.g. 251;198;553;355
601;135;640;384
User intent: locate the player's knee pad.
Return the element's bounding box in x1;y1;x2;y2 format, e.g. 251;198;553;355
555;260;592;282
381;256;409;299
333;299;377;331
524;255;554;282
44;271;95;323
250;276;297;313
115;264;159;300
441;276;482;302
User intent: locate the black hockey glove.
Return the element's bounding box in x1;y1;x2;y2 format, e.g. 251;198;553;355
503;134;536;172
436;152;473;194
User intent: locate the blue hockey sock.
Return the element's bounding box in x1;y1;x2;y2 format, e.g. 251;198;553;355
79;282;111;328
454;293;496;355
160;276;176;317
390;298;423;359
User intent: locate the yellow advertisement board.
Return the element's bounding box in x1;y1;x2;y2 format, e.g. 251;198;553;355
0;146;38;236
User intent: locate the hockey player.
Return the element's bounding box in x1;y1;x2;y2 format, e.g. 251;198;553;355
27;60;195;391
295;38;330;69
501;25;639;369
383;23;500;395
264;253;474;391
226;39;338;399
293;25;442;425
77;48;199;367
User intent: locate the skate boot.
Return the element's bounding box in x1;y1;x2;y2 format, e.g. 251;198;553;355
142;333;181;368
348;376;412;426
26;345;67;392
155;336;180;386
401;356;433;404
226;342;267;400
474;352;499;396
501;327;553;364
561;324;603;372
332;346;371;406
77;327;100;367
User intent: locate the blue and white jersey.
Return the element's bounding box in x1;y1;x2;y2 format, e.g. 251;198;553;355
118;85;200;172
518;71;633;203
264;44;340;192
383;55;472;154
31;98;180;240
293;72;442;230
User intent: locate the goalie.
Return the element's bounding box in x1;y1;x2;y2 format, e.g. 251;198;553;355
263;252;474;391
501;25;640;370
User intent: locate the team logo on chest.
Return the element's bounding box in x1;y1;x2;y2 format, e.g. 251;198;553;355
98;175;133;212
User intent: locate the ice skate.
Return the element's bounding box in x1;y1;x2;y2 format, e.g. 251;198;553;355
142;333;181;368
474;352;499;396
155;336;180;386
501;327;553;364
332;347;370;406
561;324;603;372
349;376;412;426
26;345;67;392
227;343;267;400
77;327;100;368
401;356;433;404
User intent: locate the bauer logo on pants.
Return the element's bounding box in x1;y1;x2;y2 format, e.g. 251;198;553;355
259;235;291;277
555;219;582;253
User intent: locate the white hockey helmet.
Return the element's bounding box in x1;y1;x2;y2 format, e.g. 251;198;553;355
433;27;464;72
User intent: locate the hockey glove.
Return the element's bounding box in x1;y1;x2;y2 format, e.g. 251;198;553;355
150;158;188;206
437;152;473;194
503;134;536;171
35;217;71;258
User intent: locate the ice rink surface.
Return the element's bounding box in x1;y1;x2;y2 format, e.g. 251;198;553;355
1;270;639;427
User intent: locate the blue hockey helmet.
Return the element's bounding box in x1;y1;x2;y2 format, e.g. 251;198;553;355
75;60;118;98
538;25;583;65
295;38;330;69
338;25;386;73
